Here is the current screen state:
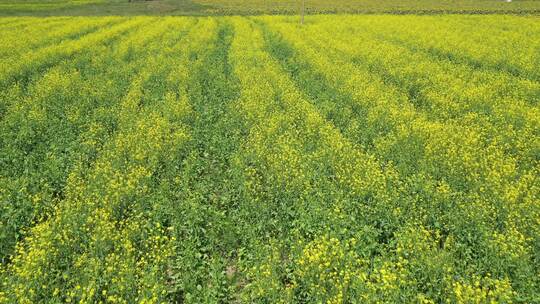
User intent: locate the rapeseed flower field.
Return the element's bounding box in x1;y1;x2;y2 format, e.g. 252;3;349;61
0;14;539;303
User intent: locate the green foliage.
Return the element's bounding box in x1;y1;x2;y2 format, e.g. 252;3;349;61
0;15;539;303
1;0;540;16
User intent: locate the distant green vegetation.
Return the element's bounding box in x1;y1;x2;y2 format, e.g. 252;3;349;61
0;0;539;16
0;0;103;13
197;0;540;15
